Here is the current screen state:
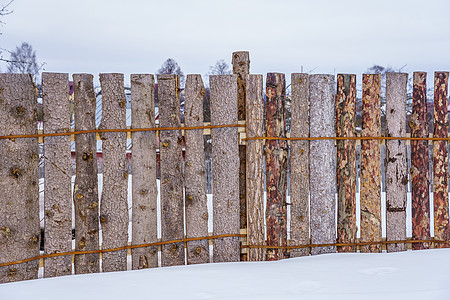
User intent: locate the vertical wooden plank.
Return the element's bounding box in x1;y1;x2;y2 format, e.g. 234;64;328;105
433;71;449;247
245;74;265;261
0;74;40;283
410;72;430;250
99;73;128;272
309;74;336;255
385;72;408;252
42;73;72;277
158;74;185;267
290;73;310;257
265;73;288;260
360;74;382;253
210;75;240;262
336;74;357;253
131;74;158;269
73;74;100;274
185;74;209;264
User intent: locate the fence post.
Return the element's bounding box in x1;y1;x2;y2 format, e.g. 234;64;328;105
336;74;357;253
309;74;336;255
42;73;72;277
185;74;209;264
290;73;310;257
210;75;240;262
433;71;449;247
131;74;158;269
0;74;40;283
73;73;100;274
411;72;430;250
385;72;408;252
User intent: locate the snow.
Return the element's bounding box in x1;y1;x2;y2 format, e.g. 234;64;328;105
1;249;449;300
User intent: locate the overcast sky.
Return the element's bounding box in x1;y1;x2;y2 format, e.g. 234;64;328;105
1;0;449;86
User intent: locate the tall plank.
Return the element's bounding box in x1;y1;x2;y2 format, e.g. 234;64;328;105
185;75;209;264
265;73;288;260
309;74;336;255
73;74;100;274
360;74;382;253
99;73;128;272
433;71;449;247
131;74;158;269
336;74;357;253
42;73;72;277
290;73;310;257
0;74;40;283
385;72;408;252
158;74;185;267
410;72;430;250
245;74;266;261
210;75;240;262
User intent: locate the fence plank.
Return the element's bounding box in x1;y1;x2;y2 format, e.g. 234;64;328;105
290;73;310;257
210;75;240;262
410;72;430;250
73;74;100;274
131;74;158;269
433;71;449;247
385;72;408;252
360;74;382;253
265;73;288;260
309;74;336;255
42;73;72;277
0;74;40;283
336;74;357;253
185;75;209;264
245;74;265;261
99;73;128;272
158;74;185;266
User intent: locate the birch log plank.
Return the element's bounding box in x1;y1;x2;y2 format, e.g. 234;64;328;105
0;74;40;283
210;75;240;262
290;73;310;257
131;74;158;269
99;73;128;272
385;72;408;252
265;73;288;260
42;73;72;277
336;74;357;253
433;71;449;247
158;74;185;267
245;74;265;261
309;74;336;255
73;74;100;274
185;75;209;264
360;74;382;253
410;72;430;250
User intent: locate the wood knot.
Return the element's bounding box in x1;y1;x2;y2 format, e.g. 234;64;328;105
15;106;25;116
195;246;202;254
10;168;21;178
119;99;126;108
1;227;11;237
170;244;177;253
78;237;86;249
8;268;17;276
100;215;108;223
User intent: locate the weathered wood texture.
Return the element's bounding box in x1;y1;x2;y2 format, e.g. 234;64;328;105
185;75;209;264
433;71;449;247
131;74;158;269
210;75;240;262
158;74;185;266
0;74;40;283
360;74;382;253
99;73;128;272
73;74;100;274
265;73;288;260
309;74;336;255
42;73;72;277
410;72;430;250
245;74;266;261
336;74;357;253
385;72;408;252
290;73;310;257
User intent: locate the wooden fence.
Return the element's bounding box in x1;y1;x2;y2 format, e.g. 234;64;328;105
0;53;449;283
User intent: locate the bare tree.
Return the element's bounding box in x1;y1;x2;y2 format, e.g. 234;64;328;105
157;58;185;86
0;0;14;30
209;59;231;75
6;42;44;82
